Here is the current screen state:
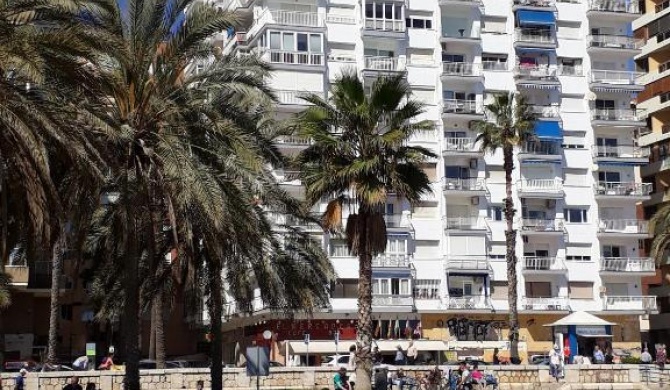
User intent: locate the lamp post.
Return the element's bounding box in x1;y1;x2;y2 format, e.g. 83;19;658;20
257;330;272;390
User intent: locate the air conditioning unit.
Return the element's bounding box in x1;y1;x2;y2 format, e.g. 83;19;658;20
471;196;480;205
470;159;478;169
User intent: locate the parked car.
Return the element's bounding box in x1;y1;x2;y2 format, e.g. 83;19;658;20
321;355;350;368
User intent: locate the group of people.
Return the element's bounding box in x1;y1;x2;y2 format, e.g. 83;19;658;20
392;342;420;365
13;372;96;390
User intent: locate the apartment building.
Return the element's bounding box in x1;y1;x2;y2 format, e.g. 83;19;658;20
634;0;670;351
208;0;654;365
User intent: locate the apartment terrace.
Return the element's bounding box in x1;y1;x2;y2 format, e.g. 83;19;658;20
590;108;646;126
521;256;567;274
517;178;564;198
587;35;643;54
442;177;487;195
593;182;652;199
444;256;492;274
596;219;650;237
513;0;556;10
363;56;406;74
444;216;488;234
592;145;649;164
514;28;557;49
528;105;560;120
520;297;570;312
372;254;413;268
518;141;562;161
603;296;657;313
442;137;481;157
513;65;560;88
599;257;656;275
442;99;484;118
446;296;492;311
519;218;565;235
590;70;644;92
587;0;641;20
264;50;324;67
372;295;414;308
442;62;483;79
259;10;325;28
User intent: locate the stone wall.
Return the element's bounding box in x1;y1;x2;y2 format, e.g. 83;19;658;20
0;365;655;390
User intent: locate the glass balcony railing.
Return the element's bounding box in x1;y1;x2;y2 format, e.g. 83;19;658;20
587;35;643;50
604;296;656;311
442;62;482;76
520;141;562;156
442;177;487;191
592;145;649;159
514;28;556;44
597;219;649;235
600;257;655;273
594;182;652;197
590;70;643;85
443;99;483;114
443;137;478;153
591;108;646;122
588;0;640;14
447;296;492;310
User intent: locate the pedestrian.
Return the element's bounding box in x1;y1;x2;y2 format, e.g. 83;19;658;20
407;341;418;365
63;377;83;390
604;348;614;364
593;346;604;364
372;347;383;365
492;348;500;365
656;344;666;369
14;369;27;390
196;380;204;390
98;348;115;370
394;345;406;365
563;344;571;365
334;367;350;390
72;356;89;371
347;345;357;390
85;384;96;390
374;367;388;390
641;348;653;364
549;344;562;381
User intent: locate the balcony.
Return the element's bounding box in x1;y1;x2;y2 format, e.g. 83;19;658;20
372;254;412;268
590;70;644;92
593;182;652;199
276;90;324;108
271;213;321;231
514;28;557;49
6;264;29;286
590;108;646;127
519;141;562;161
442;99;484;118
444;217;488;234
520;218;565;235
600;257;656;275
264;10;324;28
442;178;487;195
597;219;650;237
587;1;641;21
446;296;492;311
442;62;483;79
444;256;492;274
275;135;313;149
528;105;560;120
517;178;564;198
363;18;405;38
520;297;570;312
265;50;324;66
592;145;649;164
514;65;560;90
522;256;567;273
441;29;481;44
603;296;657;313
363;56;406;74
443;137;481;157
383;214;412;231
513;0;556;9
587;35;643;54
372;294;414;308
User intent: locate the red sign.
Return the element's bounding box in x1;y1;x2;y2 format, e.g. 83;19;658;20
247;320;358;341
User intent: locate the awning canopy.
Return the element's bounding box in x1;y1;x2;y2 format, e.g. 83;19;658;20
374;340;449;352
288;340;449;354
577;334;613;338
372;269;413;278
534;121;562;141
518;83;560;90
544;311;616;327
517;10;556;26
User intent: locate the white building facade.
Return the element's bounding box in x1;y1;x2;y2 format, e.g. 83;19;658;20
212;0;655;364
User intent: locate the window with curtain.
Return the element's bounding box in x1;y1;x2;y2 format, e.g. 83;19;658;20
569;282;593;299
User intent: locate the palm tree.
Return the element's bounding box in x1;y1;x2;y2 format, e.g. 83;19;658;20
295;70;435;390
649;205;670;278
472;93;533;362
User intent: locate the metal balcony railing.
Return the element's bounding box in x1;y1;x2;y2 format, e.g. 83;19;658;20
557;65;583;76
482;61;508;71
594;182;653;197
523;256;566;271
372;254;412;267
443;99;483;114
521;297;570;311
518;178;564;193
600;257;655;273
445;256;491;271
364;56;402;71
514;65;558;79
515;28;555;44
604;296;657;311
442;177;487;191
267;10;324;27
520;218;564;232
590;70;644;85
445;217;484;230
591;108;646;122
447;296;492;310
529;105;560;118
364;18;405;32
443;62;482;76
443;137;478;152
589;0;640;13
372;294;414;306
588;35;643;50
325;14;356;24
592;145;649;159
521;141;562;156
267;50;324;66
598;219;649;234
276;135;313;146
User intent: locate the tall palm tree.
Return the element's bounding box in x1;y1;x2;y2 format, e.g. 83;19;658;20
649;205;670;277
296;70;435;390
472;93;533;362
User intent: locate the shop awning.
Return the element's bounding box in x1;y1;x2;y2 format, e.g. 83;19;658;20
288;340;449;354
534;121;562;141
374;340;448;352
517;10;556;26
544;311;616;327
517;83;560;90
576;334;613;338
372;269;413;278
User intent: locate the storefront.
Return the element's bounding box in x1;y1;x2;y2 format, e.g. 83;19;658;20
546;311;615;363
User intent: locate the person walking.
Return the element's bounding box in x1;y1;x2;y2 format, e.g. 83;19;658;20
407;341;418;365
593;346;605;364
604;348;614;364
347;345;357;390
334;367;350;390
656;344;666;369
14;369;27;390
394;345;406;365
63;377;83;390
549;344;563;381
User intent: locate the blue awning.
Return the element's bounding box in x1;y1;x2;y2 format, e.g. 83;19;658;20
517;10;556;26
373;270;412;278
534;121;562;140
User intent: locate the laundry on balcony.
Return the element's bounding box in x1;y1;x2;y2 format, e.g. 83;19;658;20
516;10;556;26
533;121;562;141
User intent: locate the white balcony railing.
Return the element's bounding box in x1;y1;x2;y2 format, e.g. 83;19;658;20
518;178;564;193
529;105;560;118
591;70;643;85
372;254;412;267
594;182;653;197
604;296;657;311
442;177;486;191
325;14;356;25
514;65;558;79
598;219;649;234
383;214;408;228
521;141;562;156
588;35;643;50
443;99;483;114
521;218;564;232
482;61;508;71
557;65;583;76
591;108;646;122
589;0;640;14
600;257;656;273
443;137;478;152
445;256;491;271
515;28;555;44
522;256;567;271
364;18;405;32
364;56;403;72
276;90;324;105
445;217;484;230
276;135;313;146
447;296;492;310
443;62;482;76
267;50;324;66
592;145;649;159
521;297;570;311
267;10;324;27
372;294;414;306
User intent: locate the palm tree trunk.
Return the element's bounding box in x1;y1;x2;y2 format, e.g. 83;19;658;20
149;304;156;360
208;258;224;390
155;290;166;369
355;213;373;390
47;231;65;364
0;162;8;368
123;215;141;390
502;144;519;362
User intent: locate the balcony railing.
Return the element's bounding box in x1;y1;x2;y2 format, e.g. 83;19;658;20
276;135;313;146
445;256;491;271
364;56;403;72
518;178;564;193
557;65;583;76
372;294;414;306
514;65;558;79
326;14;356;24
598;219;649;235
529;105;560;119
521;297;570;311
594;182;652;197
520;218;564;232
6;264;29;285
443;62;482;76
590;70;643;85
442;30;480;40
600;257;655;273
372;254;412;267
440;0;482;4
442;177;486;191
482;61;508;71
604;296;656;312
447;296;492;310
267;50;324;66
276;90;324;105
515;28;555;44
445;217;484;230
443;137;478;152
592;145;649;159
591;108;645;122
364;18;405;32
522;256;567;271
514;0;555;6
521;141;562;156
443;99;483;115
588;0;640;14
267;10;324;27
383;214;408;228
588;35;643;50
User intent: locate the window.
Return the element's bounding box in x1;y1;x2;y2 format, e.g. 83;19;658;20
413;279;440;299
366;2;403;20
442;54;465;63
525;282;551;298
443;91;475;100
598;171;621;183
565;208;588;223
566;255;591;261
595;99;615;109
445;166;469;179
568;282;593;299
267;31;323;53
61;305;73;321
602;245;624;258
406;17;432;29
488;205;503;221
329;240;349;257
374;277;411;295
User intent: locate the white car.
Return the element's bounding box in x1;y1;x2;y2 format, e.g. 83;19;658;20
321;355;350;368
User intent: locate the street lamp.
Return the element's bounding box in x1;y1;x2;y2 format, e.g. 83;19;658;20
257;330;272;390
